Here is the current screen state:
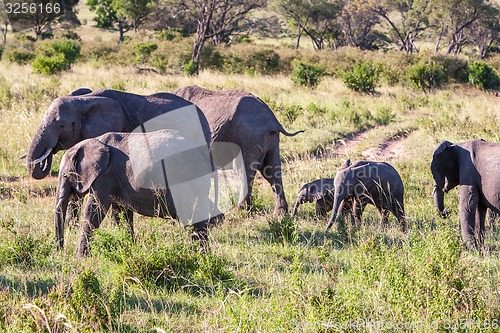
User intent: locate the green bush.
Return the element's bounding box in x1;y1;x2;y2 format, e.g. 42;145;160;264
407;59;445;92
291;61;324;88
32;53;68;75
468;61;500;91
133;42;158;64
32;40;81;75
342;61;381;93
183;59;197;75
246;49;281;75
5;48;35;64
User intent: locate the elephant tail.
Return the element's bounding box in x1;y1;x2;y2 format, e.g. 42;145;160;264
277;125;305;137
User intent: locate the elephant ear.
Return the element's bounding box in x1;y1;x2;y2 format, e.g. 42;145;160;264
74;141;110;194
76;96;126;138
340;159;351;169
433;140;453;156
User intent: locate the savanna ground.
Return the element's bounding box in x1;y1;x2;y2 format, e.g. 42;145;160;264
1;10;500;332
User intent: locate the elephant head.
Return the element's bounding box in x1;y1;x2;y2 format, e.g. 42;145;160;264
54;140;110;249
26;95;123;179
325;160;377;232
430;140;460;217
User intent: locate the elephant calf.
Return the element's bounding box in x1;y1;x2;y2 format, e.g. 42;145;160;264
54;130;222;256
325;160;406;233
292;178;336;217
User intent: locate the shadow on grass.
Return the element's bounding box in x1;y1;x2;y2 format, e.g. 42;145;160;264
0;274;57;297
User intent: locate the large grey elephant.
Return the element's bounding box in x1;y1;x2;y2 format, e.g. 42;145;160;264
173;85;304;214
325;160;406;233
26;88;212;179
55;130;222;256
292;178;335;217
431;139;500;249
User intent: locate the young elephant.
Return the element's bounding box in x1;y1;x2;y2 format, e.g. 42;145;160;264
325;160;406;233
54;130;222;256
292;178;335;217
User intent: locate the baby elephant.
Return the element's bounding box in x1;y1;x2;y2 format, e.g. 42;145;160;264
292;178;335;217
54;129;222;256
325;160;406;232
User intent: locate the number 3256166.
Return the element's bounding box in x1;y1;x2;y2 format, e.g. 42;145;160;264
5;2;61;14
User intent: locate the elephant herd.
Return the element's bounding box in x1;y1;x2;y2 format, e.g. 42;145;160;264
25;86;500;256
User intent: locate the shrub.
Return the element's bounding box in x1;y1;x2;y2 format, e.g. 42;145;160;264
32;53;68;75
4;48;35;64
342;61;381;93
468;61;500;91
32;40;81;74
291;61;324;88
246;49;280;75
133;42;158;64
183;59;197;75
407;59;445;92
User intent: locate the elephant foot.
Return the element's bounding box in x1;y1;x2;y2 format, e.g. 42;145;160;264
273;205;288;216
191;221;210;252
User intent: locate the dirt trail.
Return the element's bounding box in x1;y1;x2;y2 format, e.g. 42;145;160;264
361;136;408;161
318;128;411;161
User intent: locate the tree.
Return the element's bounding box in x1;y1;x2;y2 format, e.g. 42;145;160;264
371;0;434;54
337;0;380;49
88;0;157;42
276;0;341;50
0;0;9;44
469;4;500;58
431;0;498;56
171;0;266;74
209;0;267;46
5;0;79;39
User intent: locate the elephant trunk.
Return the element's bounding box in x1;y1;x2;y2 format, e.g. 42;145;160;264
325;190;345;233
433;184;449;218
27;128;56;179
292;199;301;217
54;190;70;249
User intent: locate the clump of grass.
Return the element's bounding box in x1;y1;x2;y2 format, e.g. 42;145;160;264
268;216;297;244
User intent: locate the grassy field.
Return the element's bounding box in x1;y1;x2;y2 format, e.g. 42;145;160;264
0;47;500;332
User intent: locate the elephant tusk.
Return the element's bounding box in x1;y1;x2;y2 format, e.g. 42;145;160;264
19;153;27;159
28;148;52;165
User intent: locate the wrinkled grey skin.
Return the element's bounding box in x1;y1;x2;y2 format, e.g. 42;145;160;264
27;88;211;179
55;130;222;256
173;85;304;214
325;160;406;233
431;139;500;249
292;178;335;217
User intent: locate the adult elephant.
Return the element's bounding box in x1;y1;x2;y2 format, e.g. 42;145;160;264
26;88;212;179
173;85;304;214
431;139;500;249
55;130;220;256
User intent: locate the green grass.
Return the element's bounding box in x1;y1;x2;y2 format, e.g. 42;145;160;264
1;55;500;331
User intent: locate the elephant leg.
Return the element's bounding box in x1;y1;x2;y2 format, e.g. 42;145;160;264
191;220;209;251
109;204;135;242
65;196;83;227
78;194;110;256
353;198;367;228
475;202;487;248
238;165;257;211
379;209;390;228
339;198;354;226
459;185;480;250
315;198;328;218
260;148;288;214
